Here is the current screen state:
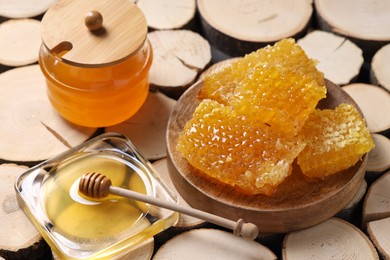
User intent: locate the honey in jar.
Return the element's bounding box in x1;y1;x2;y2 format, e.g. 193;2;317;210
39;0;152;127
15;133;179;259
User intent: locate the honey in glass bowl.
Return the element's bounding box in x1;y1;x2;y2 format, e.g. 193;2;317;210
39;0;152;127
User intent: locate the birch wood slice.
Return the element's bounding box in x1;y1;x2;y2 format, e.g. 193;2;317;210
314;0;390;58
297;30;363;86
0;164;52;259
148;30;211;99
167;79;368;233
362;171;390;227
152;228;277;260
0;0;57;18
367;217;390;259
136;0;196;30
106;91;176;161
283;218;379;260
197;0;313;57
371;44;390;92
0;19;42;67
342;83;390;133
0;65;96;163
152;158;204;228
367;134;390;174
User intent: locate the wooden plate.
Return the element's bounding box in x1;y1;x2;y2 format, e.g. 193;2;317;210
166;79;367;234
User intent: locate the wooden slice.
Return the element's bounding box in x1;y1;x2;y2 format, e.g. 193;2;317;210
314;0;390;58
283;218;378;260
0;0;57;18
153;228;277;260
197;0;312;56
148;30;211;99
371;43;390;92
297;30;363;86
362;171;390;227
367;217;390;259
199;57;241;81
152;158;204;228
0;164;52;259
336;179;367;223
106;91;176;161
0;65;96;162
342;83;390;133
136;0;196;30
0;19;42;67
367;134;390;174
166;80;367;233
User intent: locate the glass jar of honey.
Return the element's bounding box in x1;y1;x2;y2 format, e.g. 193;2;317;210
39;0;152;127
15;133;179;259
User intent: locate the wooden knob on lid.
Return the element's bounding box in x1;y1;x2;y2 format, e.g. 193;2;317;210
41;0;147;67
85;11;103;31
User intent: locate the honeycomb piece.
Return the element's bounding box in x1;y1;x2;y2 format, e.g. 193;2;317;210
297;103;375;178
177;99;305;195
198;39;327;134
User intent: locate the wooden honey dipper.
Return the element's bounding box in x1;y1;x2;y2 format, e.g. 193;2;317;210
79;172;259;240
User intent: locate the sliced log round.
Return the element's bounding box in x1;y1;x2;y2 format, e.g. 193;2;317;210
367;217;390;259
197;0;313;56
0;0;57;18
136;0;196;30
362;171;390;227
314;0;390;59
0;19;42;67
366;134;390;178
153;228;277;259
283;218;379;259
148;30;211;99
371;43;390;92
342;83;390;133
336;179;367;223
152;158;204;228
106;91;176;161
0;65;96;163
0;164;52;259
297;30;363;86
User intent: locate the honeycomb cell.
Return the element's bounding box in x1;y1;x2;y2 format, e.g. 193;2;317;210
297;103;375;177
198;39;327;135
177;99;305;195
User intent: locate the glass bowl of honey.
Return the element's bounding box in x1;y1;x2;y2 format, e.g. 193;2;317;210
38;0;153;127
15;132;179;259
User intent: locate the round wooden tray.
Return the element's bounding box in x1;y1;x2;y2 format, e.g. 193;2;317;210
166;79;367;234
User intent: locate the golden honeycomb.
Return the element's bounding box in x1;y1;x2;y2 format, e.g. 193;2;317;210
177;39;374;196
297;104;375;177
177;99;305;196
198;39;327;135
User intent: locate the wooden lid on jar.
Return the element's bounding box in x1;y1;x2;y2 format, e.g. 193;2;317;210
41;0;147;67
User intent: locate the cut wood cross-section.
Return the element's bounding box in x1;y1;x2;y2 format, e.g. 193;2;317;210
283;218;379;260
365;134;390;183
148;30;211;99
298;30;363;86
197;0;313;56
136;0;196;30
0;65;96;163
0;164;52;259
314;0;390;59
0;19;42;67
153;229;277;260
371;43;390;92
0;0;57;18
106;91;176;161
